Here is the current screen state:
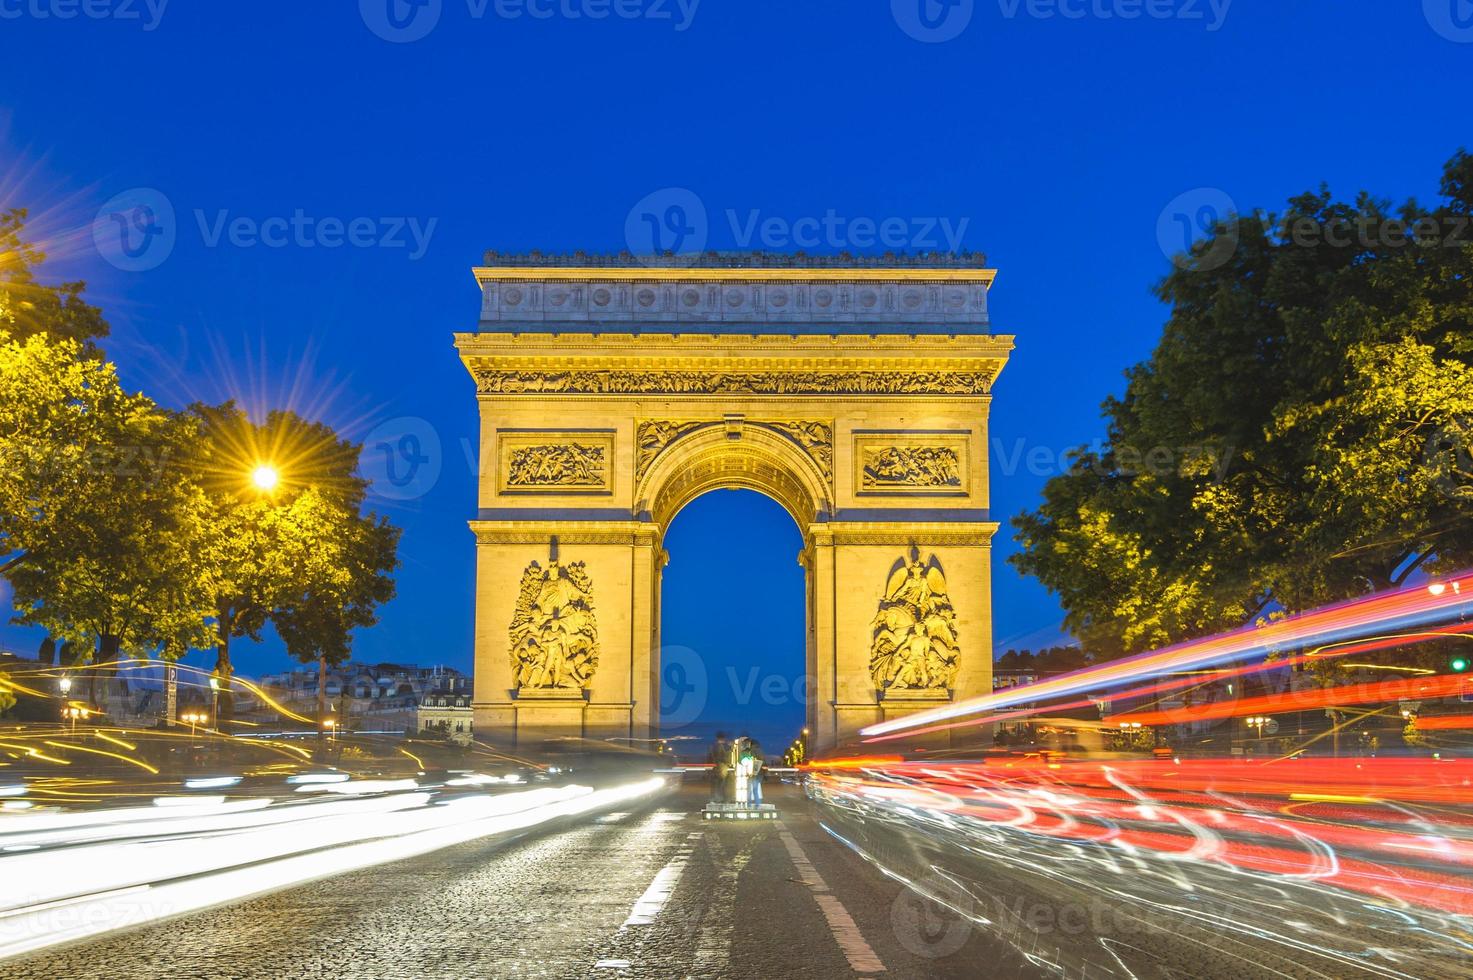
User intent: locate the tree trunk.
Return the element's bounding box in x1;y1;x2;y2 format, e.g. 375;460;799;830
214;609;235;723
89;633;120;711
317;655;327;740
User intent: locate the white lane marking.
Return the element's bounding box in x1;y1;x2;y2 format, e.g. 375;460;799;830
778;827;886;974
621;831;700;927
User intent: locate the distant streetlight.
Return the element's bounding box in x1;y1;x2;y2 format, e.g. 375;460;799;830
250;464;280;493
181;710;208;736
62;705;90;733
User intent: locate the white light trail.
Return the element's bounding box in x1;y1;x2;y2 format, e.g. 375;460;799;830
0;778;666;962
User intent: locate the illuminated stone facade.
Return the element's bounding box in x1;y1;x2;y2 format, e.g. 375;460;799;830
457;254;1012;750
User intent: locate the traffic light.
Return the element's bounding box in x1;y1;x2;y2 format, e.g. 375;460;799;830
1451;656;1470;673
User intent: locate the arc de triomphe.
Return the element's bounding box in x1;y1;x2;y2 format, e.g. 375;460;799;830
456;253;1012;751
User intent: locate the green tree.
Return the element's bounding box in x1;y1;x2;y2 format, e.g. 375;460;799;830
273;506;399;731
1013;151;1473;658
0;333;217;702
187;402;398;721
0;209;109;347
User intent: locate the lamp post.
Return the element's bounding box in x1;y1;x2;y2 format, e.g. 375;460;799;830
1245;715;1268;755
58;676;72;724
250;463;280;494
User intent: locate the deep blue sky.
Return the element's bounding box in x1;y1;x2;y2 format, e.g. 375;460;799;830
1;2;1468;739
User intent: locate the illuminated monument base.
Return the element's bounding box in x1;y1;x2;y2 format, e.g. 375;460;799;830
456;254;1012;753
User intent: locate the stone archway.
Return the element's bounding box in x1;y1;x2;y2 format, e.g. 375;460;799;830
456;255;1012;751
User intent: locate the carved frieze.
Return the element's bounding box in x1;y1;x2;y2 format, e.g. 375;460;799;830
509;558;599;692
636;420;709;477
869;553;958;693
861;446;962;490
475;370;992;397
475;265;992;326
853;431;971;496
765;421;834;482
635;418;834;483
506;444;607;488
497;430;615;494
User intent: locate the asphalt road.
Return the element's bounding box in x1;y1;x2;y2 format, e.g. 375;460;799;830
7;781;1019;980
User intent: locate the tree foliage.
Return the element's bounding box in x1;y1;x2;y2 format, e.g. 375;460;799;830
1012;151;1473;658
0;209;109;347
995;646;1094;673
0;332;216;669
187;402;400;700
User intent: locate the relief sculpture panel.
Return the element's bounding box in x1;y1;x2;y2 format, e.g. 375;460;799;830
509;558;599;692
498;430;615;494
853;432;971;496
869;553;959;693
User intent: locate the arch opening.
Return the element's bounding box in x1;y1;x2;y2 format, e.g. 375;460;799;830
658;488;808;760
636;423;833;531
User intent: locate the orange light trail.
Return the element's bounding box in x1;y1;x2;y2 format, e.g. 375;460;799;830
1114;673;1472;727
863;572;1473;738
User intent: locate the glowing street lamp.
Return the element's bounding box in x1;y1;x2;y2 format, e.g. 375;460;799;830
62;705;90;732
250;464;280;493
181;711;208;736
